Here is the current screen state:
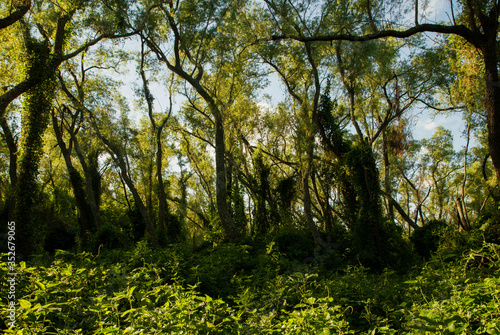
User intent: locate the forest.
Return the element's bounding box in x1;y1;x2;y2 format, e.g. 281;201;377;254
1;0;500;333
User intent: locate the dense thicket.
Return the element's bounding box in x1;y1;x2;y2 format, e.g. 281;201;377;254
0;0;498;263
1;0;500;330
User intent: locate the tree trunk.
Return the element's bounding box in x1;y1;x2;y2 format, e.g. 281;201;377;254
119;162;159;247
456;197;471;231
303;169;326;249
146;155;154;220
147;32;240;240
215;114;240;241
51;111;94;238
380;189;419;230
72;138;103;228
0;117;17;220
16;79;55;258
0;117;17;187
382;130;395;223
302;121;327;249
156;126;168;232
98;134;160;248
483;36;500;187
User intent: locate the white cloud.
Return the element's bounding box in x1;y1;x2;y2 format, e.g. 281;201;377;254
257;101;272;112
423;120;437;130
419;0;450;22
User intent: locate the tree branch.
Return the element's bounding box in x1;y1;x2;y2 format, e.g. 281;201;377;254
380;189;419;230
264;23;481;49
0;0;31;29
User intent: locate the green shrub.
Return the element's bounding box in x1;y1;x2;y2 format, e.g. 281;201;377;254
411;219;447;259
478;204;500;244
91;223;131;252
186;243;259;299
1;239;499;334
272;227;315;262
402;243;500;334
44;225;77;253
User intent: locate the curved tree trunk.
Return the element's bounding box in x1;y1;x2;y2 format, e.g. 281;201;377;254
97;133;160;248
0;117;17;221
51;110;94;239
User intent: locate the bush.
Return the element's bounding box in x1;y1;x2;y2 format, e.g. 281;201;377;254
411;219;447;259
478;204;500;244
91;223;131;252
272;227;315;262
186;243;260;299
44;225;77;253
1;240;499;334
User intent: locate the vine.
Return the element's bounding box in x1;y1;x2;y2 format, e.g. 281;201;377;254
15;37;56;258
317;85;411;270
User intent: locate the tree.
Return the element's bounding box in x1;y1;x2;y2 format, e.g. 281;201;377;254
138;40;178;239
58;61;161;247
51;105;95;240
260;0;500;188
421;127;460;223
1;0;136;257
137;0;264;241
257;36;328;247
0;0;30;30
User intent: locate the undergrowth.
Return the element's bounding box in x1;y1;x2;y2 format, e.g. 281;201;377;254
1;240;500;334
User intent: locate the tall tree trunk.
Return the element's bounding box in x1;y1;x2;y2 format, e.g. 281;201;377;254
312;171;335;231
303;169;326;249
97;133;160;248
139;49;171;234
51;111;94;238
302;105;326;249
382;130;395;223
118;160;159;248
72;137;103;228
483;35;500;187
156;126;168;232
215;114;240;241
16;78;55;258
142;32;240;240
146;155;154;219
0;117;17;221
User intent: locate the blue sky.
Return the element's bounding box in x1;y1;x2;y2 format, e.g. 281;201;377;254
120;0;471;153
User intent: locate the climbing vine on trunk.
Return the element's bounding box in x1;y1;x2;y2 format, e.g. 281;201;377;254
16;38;56;258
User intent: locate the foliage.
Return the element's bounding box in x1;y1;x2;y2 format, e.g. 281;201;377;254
91;223;132;253
271;226;316;262
15;37;57;258
478;203;500;245
44;222;78;254
1;0;500;333
402;243;500;334
1;239;499;334
411;220;448;259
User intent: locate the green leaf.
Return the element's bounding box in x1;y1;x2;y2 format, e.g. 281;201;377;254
34;280;45;291
121;308;137;317
127;286;137;296
19;299;31;309
305;297;316;305
447;321;456;332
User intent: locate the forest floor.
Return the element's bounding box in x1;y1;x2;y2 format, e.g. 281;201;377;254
1;238;500;334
